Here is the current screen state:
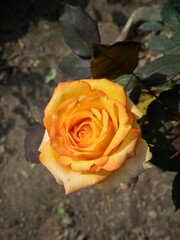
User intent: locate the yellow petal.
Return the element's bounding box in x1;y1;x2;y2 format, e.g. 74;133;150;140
57;155;109;172
82;79;126;105
103;99;131;156
126;96;143;119
38;129;49;152
40;141;110;194
45;81;92;117
102;128;140;171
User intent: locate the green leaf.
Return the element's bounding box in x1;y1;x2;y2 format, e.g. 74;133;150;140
150;147;180;172
148;35;170;53
30;99;47;124
142;121;174;146
129;85;142;104
164;40;180;55
144;73;169;87
113;74;139;92
91;42;139;80
173;29;180;40
57;202;66;215
45;68;57;83
138;21;163;31
141;55;180;81
158;121;174;134
147;100;167;129
59;54;91;79
158;85;180;110
24;125;45;164
161;0;180;31
148;34;180;55
60;4;100;57
172;173;180;210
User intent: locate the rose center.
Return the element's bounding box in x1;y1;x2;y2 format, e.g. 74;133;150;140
76;124;92;139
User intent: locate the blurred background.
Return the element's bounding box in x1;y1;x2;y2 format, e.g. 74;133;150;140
1;0;180;239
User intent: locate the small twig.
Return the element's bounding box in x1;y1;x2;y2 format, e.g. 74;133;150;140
133;73;159;100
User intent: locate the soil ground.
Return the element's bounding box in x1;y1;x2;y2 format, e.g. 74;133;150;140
1;0;180;240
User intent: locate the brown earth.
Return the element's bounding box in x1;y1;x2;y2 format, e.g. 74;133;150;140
1;0;180;240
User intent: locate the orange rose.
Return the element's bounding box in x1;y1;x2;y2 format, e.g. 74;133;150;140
39;79;151;194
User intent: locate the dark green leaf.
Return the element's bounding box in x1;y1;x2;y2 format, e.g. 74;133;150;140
30;99;47;124
150;147;180;172
148;34;180;55
24;125;45;164
142;121;174;146
138;21;163;31
59;54;91;79
172;173;180;210
159;85;180;110
113;74;139;92
60;4;100;57
161;0;180;31
144;73;169;87
147;100;167;129
148;35;170;53
129;85;142;104
173;29;180;40
141;55;180;81
158;121;174;134
164;40;180;55
91;42;139;80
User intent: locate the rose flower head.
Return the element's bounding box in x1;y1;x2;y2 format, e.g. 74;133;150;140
39;79;152;194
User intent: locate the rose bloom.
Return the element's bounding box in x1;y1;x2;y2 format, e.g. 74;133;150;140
39;79;151;194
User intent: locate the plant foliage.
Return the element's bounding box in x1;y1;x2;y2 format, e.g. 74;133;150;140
25;0;180;210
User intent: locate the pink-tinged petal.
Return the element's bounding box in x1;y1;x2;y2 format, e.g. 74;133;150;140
126;96;143;119
38;129;50;152
40;141;111;194
102;128;140;171
125;138;152;178
82;79;126;105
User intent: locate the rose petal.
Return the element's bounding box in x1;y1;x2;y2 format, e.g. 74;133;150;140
102;128;140;171
97;138;151;194
50;95;117;159
83;79;126;105
57;155;109;172
126;96;143;119
97;167;137;194
103;99;131;156
40;141;110;194
45;81;92;117
44;81;105;133
125;138;152;178
38;129;49;152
